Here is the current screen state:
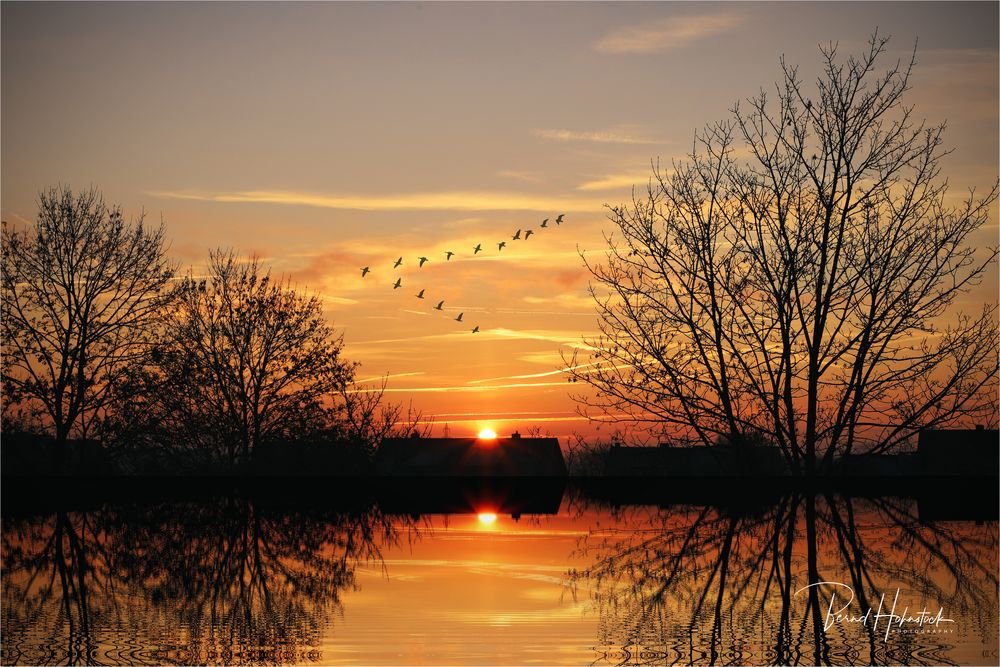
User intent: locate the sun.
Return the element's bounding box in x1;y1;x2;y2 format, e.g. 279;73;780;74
477;428;497;439
477;512;497;525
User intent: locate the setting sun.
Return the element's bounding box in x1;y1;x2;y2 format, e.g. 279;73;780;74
476;512;497;525
477;429;497;440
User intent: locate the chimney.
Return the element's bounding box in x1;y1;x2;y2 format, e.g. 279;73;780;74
976;424;984;431
511;431;521;439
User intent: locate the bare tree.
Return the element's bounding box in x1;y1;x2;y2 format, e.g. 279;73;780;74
569;34;998;474
135;249;356;465
333;374;431;451
1;187;174;455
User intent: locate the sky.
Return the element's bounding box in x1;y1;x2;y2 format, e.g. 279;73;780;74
3;1;997;440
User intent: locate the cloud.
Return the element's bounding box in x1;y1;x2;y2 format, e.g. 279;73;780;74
467;360;603;385
497;170;543;184
345;380;570;394
594;13;743;54
577;172;653;191
351;371;425;385
532;128;660;145
148;189;604;213
523;292;595;309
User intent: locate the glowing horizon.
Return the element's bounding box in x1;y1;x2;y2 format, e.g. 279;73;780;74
2;2;996;441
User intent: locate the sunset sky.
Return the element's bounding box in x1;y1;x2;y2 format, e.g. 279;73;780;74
3;2;997;439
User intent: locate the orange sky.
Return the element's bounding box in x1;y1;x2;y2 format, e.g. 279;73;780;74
2;2;997;439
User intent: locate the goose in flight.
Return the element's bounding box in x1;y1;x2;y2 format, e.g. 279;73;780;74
393;257;403;268
473;243;482;254
497;241;506;251
361;266;370;277
555;214;564;225
434;300;444;310
512;229;521;241
416;289;425;299
471;326;480;333
445;251;455;261
418;256;429;267
524;229;534;240
455;312;464;322
393;278;402;289
540;218;549;228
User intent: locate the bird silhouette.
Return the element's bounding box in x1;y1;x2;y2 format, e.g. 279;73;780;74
393;278;402;289
471;326;480;333
434;300;444;310
393;257;403;268
540;218;549;228
555;214;564;225
418;256;429;267
445;251;455;260
473;243;482;254
416;289;425;298
524;229;534;240
455;312;464;322
498;241;506;251
361;266;370;277
512;229;522;240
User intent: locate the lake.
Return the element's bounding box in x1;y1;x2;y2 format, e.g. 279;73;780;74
2;480;997;665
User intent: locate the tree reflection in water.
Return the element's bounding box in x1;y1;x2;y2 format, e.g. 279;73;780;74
571;494;998;666
2;499;410;665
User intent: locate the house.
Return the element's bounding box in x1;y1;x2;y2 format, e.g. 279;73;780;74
375;433;567;476
605;443;788;477
917;426;999;476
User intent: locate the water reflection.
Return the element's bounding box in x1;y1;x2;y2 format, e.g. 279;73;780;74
2;499;407;665
571;492;998;666
2;485;997;665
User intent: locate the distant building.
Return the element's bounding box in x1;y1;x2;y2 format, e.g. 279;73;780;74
918;426;999;476
375;433;567;476
604;443;788;477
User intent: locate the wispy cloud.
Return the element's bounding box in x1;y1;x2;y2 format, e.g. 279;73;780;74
318;294;360;305
595;13;743;54
346;380;570;394
577;172;653;191
351;371;425;385
497;170;543;184
532;127;660;145
148;189;604;213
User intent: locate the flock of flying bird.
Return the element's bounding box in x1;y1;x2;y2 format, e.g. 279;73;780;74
359;214;566;334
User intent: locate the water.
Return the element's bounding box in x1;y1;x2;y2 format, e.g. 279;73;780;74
2;482;997;665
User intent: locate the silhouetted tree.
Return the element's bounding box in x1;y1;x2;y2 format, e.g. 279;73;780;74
1;187;173;458
569;34;999;474
121;249;356;466
332;374;431;452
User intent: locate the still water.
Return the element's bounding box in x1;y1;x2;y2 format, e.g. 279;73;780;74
2;481;997;665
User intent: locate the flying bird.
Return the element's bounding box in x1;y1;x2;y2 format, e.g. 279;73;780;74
418;256;429;267
361;266;370;277
473;243;482;254
555;214;564;225
540;218;549;228
512;229;521;240
393;257;403;268
393;278;402;289
471;326;480;333
455;312;464;322
445;251;455;260
524;229;534;240
416;289;425;299
498;241;506;251
434;300;444;310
